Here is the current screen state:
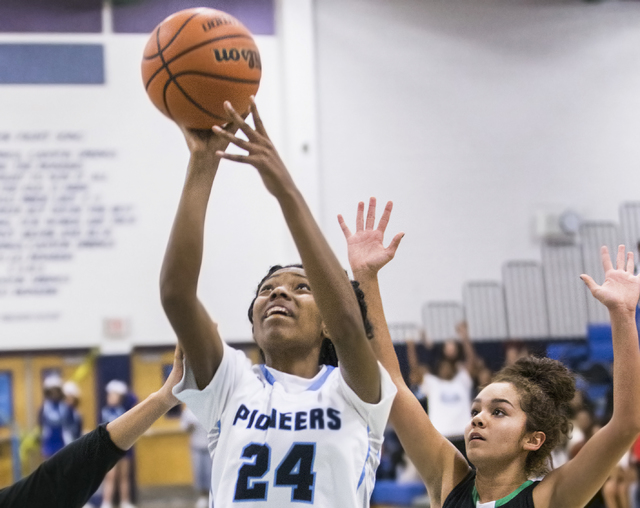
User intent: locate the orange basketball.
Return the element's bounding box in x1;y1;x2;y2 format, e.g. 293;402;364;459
141;7;261;129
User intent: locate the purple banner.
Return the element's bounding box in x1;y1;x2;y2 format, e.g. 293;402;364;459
0;44;104;84
113;0;275;35
0;0;102;33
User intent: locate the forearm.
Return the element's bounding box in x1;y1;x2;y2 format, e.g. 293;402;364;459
352;271;404;383
106;392;175;450
277;187;366;340
609;308;640;433
160;152;219;301
160;152;225;387
276;186;380;401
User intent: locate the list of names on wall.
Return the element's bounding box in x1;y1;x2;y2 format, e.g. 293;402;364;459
0;130;136;305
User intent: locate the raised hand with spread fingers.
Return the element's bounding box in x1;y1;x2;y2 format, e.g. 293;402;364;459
337;198;471;508
338;197;404;280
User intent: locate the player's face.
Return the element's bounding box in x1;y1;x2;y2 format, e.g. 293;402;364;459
465;382;540;471
443;340;459;361
107;392;123;407
252;267;324;359
46;387;63;402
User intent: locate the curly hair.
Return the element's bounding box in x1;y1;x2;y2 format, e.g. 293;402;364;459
247;264;373;367
492;356;575;478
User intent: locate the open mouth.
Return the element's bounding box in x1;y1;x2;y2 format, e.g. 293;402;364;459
469;432;485;441
263;305;292;320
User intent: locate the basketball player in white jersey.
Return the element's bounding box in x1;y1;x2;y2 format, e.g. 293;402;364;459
338;198;640;508
160;99;396;507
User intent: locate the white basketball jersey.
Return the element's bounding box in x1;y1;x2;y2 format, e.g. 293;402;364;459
174;343;397;507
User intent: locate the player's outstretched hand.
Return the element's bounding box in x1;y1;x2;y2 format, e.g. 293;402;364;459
180;120;243;157
338;197;404;278
213;98;294;197
581;245;640;314
155;345;183;410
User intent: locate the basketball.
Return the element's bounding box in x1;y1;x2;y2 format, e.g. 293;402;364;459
141;7;262;129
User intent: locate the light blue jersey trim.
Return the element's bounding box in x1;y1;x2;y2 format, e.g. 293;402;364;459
259;364;277;386
259;364;334;391
357;426;371;489
307;365;335;391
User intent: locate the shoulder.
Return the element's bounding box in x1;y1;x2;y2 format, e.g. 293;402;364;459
455;366;472;382
423;372;440;387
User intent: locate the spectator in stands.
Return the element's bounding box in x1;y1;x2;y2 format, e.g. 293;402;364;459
504;340;530;366
473;358;493;396
376;426;406;481
101;380;135;508
407;321;479;458
569;404;597;459
602;449;635;508
63;381;83;443
181;407;211;508
39;374;70;459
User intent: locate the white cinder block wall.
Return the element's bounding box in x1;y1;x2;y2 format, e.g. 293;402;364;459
315;0;640;326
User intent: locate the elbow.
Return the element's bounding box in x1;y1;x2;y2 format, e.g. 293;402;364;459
159;273;192;314
159;276;179;310
610;413;640;439
627;416;640;437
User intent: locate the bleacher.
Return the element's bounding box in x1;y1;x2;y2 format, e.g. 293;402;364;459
372;202;640;507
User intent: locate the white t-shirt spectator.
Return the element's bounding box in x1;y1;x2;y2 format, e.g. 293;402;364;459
420;367;473;438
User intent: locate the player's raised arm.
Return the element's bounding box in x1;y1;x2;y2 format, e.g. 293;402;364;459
160;124;239;389
214;99;381;403
338;198;471;507
533;245;640;508
107;345;183;449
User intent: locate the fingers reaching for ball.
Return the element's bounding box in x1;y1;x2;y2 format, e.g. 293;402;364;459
212;100;294;197
213;100;272;160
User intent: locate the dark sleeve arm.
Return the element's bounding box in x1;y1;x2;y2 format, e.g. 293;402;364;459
0;424;125;508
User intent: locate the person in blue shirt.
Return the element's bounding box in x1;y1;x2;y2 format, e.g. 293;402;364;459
100;379;135;508
63;380;83;443
39;374;70;459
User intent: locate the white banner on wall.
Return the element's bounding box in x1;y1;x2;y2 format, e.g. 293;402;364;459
0;1;319;351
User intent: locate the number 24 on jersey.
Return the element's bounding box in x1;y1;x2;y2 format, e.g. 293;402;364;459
234;442;316;503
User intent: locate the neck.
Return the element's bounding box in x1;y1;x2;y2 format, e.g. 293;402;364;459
474;458;529;504
264;349;322;378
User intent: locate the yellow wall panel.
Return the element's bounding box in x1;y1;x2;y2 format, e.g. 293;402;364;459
135;431;192;487
132;348;191;487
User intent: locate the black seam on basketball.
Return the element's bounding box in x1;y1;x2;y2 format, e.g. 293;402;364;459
144;11;201;59
164;75;228;122
157;28;174;120
170;70;261;86
144;34;255;91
